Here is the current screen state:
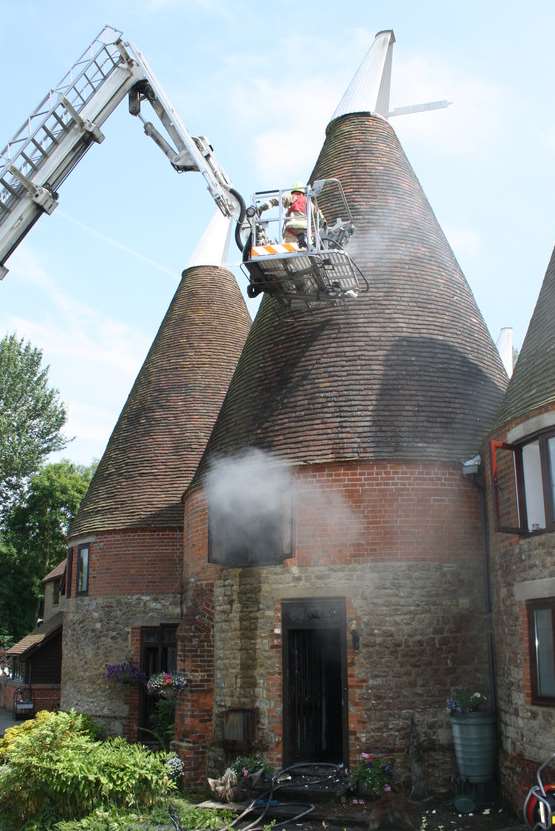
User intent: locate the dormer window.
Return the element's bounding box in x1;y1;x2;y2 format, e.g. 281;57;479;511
491;430;555;534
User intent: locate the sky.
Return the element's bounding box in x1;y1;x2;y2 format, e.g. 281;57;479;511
1;0;555;466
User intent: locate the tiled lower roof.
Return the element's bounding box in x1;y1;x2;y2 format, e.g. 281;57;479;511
43;559;66;583
7;612;64;657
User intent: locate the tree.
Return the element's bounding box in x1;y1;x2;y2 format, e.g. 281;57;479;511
0;460;95;641
0;334;67;515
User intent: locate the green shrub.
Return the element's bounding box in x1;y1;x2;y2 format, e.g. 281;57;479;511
0;710;175;828
229;753;272;776
0;709;101;761
139;698;176;750
53;798;235;830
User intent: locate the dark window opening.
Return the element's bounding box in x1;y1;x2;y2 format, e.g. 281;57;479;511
208;495;294;567
491;432;555;535
65;547;73;598
139;624;178;737
528;598;555;705
52;579;60;606
76;545;89;595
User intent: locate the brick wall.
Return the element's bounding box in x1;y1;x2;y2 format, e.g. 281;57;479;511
66;528;183;598
485;402;555;811
177;459;490;788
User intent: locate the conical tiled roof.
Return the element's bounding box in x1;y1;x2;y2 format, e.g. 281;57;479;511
495;246;555;426
70;264;250;537
195;113;507;472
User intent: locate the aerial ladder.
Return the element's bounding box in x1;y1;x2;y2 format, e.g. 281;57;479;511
0;27;449;310
0;25;369;311
0;26;241;279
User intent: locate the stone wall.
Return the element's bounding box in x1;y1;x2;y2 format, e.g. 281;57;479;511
61;593;180;735
178;459;490;789
62;527;183;735
485;403;555;810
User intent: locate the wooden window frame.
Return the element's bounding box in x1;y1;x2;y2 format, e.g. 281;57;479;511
527;598;555;706
76;544;89;596
491;430;555;536
65;547;73;598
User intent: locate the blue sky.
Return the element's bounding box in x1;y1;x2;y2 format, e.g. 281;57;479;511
1;0;555;465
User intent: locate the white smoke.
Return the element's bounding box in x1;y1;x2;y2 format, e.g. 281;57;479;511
204;448;362;565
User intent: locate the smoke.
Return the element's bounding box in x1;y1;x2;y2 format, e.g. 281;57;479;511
204;448;362;565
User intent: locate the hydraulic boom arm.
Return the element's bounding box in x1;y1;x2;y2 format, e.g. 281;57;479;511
0;25;240;279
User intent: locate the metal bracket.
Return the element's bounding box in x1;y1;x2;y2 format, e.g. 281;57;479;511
60;96;105;144
8;166;58;214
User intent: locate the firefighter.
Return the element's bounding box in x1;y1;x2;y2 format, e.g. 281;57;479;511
258;183;312;246
282;183;309;245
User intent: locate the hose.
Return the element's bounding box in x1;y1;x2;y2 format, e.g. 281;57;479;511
218;762;344;831
230;187;247;253
168;763;345;831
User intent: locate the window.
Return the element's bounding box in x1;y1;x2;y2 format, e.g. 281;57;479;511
528;599;555;705
76;545;89;595
491;432;555;534
208;495;294;566
52;579;60;606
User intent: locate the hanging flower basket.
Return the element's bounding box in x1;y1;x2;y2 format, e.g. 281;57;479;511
105;661;147;687
147;672;188;699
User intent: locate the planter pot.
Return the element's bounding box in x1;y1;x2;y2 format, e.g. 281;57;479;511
450;712;496;784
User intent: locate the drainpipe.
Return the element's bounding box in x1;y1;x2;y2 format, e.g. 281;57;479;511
463;455;497;711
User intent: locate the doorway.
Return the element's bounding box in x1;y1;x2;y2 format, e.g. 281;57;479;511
140;624;177;735
282;598;347;764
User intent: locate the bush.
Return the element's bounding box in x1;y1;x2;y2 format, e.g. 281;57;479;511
350;754;394;798
229;753;272;777
0;710;175;828
53;799;235;830
0;709;100;760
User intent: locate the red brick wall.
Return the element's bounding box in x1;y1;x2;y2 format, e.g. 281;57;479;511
67;528;183;598
485;402;555;811
177;459;488;784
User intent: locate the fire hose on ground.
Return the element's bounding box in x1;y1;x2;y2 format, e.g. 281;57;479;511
168;762;347;831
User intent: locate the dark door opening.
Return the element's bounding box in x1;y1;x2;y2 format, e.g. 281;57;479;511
282;598;347;764
140;624;177;734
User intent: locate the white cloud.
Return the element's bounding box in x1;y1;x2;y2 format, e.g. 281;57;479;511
142;0;232;16
444;226;482;259
3;247;151;464
232;76;342;184
231;32;511;185
391;55;509;156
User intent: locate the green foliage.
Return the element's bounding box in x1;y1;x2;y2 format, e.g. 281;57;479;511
139;698;176;750
350;756;394;799
0;334;67;515
447;690;488;715
0;710;175;829
230;753;272;776
51;798;234;830
0;460;95;640
0;625;15;648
